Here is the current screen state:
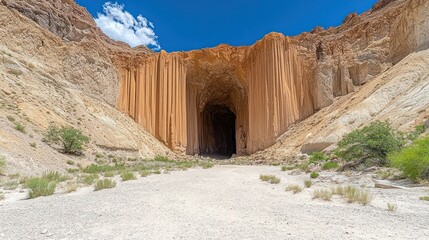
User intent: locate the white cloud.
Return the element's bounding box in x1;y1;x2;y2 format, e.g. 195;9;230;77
95;2;161;50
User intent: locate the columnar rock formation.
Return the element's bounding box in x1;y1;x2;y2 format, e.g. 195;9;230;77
115;0;429;156
4;0;428;157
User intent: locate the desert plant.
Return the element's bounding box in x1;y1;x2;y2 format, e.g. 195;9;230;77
313;189;333;201
333;185;374;205
389;135;429;181
304;179;313;188
44;124;90;155
120;171;136;181
30;142;36;148
387;203;398;211
25;177;56;199
94;179;116;191
322;161;339;170
66;160;75;165
43;171;68;183
140;170;151;177
270;162;281;166
7;115;15;122
281;165;296;171
419;196;429;201
336;121;403;168
0;156;6;175
286;184;304;194
81;174;99;185
298;162;310;172
65;181;78;193
15;122;25;133
310;172;319;179
309;152;327;164
3;180;19;190
104;171;115;177
201;162;214;169
259;174;281;184
154;155;169;162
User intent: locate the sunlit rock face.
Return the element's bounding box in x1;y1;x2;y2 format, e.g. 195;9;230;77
10;0;427;156
117;0;429;156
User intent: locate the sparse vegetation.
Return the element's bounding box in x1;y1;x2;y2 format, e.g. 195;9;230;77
313;189;333;201
200;162;214;169
94;179;116;191
104;171;115;177
65;181;78;193
322;161;339;170
336;121;403;168
3;180;19;190
419;196;429;201
25;177;56;199
298;162;310;172
331;185;374;205
387;203;398;211
389;135;429;181
43;171;68;183
44;124;90;155
304;179;313;188
309;152;328;164
66;160;75;165
310;172;319;179
7;115;15;122
286;184;304;194
30;142;36;148
121;171;136;181
270;162;280;166
154;155;168;162
281;165;295;171
81;174;99;185
260;174;281;184
15;122;26;133
139;170;151;177
0;156;6;175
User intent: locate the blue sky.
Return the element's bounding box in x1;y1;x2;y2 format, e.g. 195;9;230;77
76;0;379;52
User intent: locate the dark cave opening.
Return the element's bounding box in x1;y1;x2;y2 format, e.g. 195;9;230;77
199;103;237;157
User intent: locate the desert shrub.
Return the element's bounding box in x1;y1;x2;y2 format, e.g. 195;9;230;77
285;184;304;194
30;142;36;148
94;179;116;191
154;155;169;162
25;177;56;199
281;165;295;171
336;121;403;167
260;174;281;184
309;152;327;164
310;172;319;179
298;162;310;172
82;163;125;174
389;135;429;181
270;162;281;166
387;203;397;212
407;124;426;140
419;196;429;201
3;180;19;190
304;179;313;188
332;185;374;205
120;171;136;181
15;122;25;133
65;181;78;193
104;171;115;177
201;162;214;169
44;124;90;155
43;171;68;182
0;156;6;175
140;170;151;177
81;174;99;185
313;189;333;201
322;161;339;170
66;160;75;165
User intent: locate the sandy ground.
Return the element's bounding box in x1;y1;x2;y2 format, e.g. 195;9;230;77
0;165;429;240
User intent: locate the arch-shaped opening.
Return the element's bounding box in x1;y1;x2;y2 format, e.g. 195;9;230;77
199;103;237;157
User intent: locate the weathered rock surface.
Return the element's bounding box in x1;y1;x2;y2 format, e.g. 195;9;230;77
1;0;429;165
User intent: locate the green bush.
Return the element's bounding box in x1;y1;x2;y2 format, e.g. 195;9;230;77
15;122;25;133
25;177;56;199
336;121;403;166
44;124;90;155
94;179;116;191
322;161;339;170
154;155;169;162
82;163;125;174
309;152;327;163
389;135;429;181
120;171;136;181
310;172;319;179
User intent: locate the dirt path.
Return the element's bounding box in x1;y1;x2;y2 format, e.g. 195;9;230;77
1;165;428;240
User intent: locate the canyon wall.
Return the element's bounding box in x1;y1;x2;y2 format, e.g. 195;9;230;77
5;0;429;156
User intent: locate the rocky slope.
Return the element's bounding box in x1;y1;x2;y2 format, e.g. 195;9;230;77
0;0;428;174
0;1;172;175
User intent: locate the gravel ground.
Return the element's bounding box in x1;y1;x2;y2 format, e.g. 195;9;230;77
1;165;429;240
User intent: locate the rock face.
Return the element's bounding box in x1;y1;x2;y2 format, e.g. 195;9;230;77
3;0;429;158
117;0;429;156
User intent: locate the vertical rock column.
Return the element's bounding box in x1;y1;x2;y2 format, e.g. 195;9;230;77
245;34;314;153
118;51;187;152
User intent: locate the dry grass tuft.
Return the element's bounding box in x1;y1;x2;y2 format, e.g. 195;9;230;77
286;184;304;194
387;203;398;211
313;189;333;201
260;174;281;184
304;179;313;188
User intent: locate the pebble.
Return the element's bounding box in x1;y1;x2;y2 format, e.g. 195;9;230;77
41;229;48;234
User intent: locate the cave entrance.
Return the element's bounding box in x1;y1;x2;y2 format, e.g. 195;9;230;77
200;103;237;157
